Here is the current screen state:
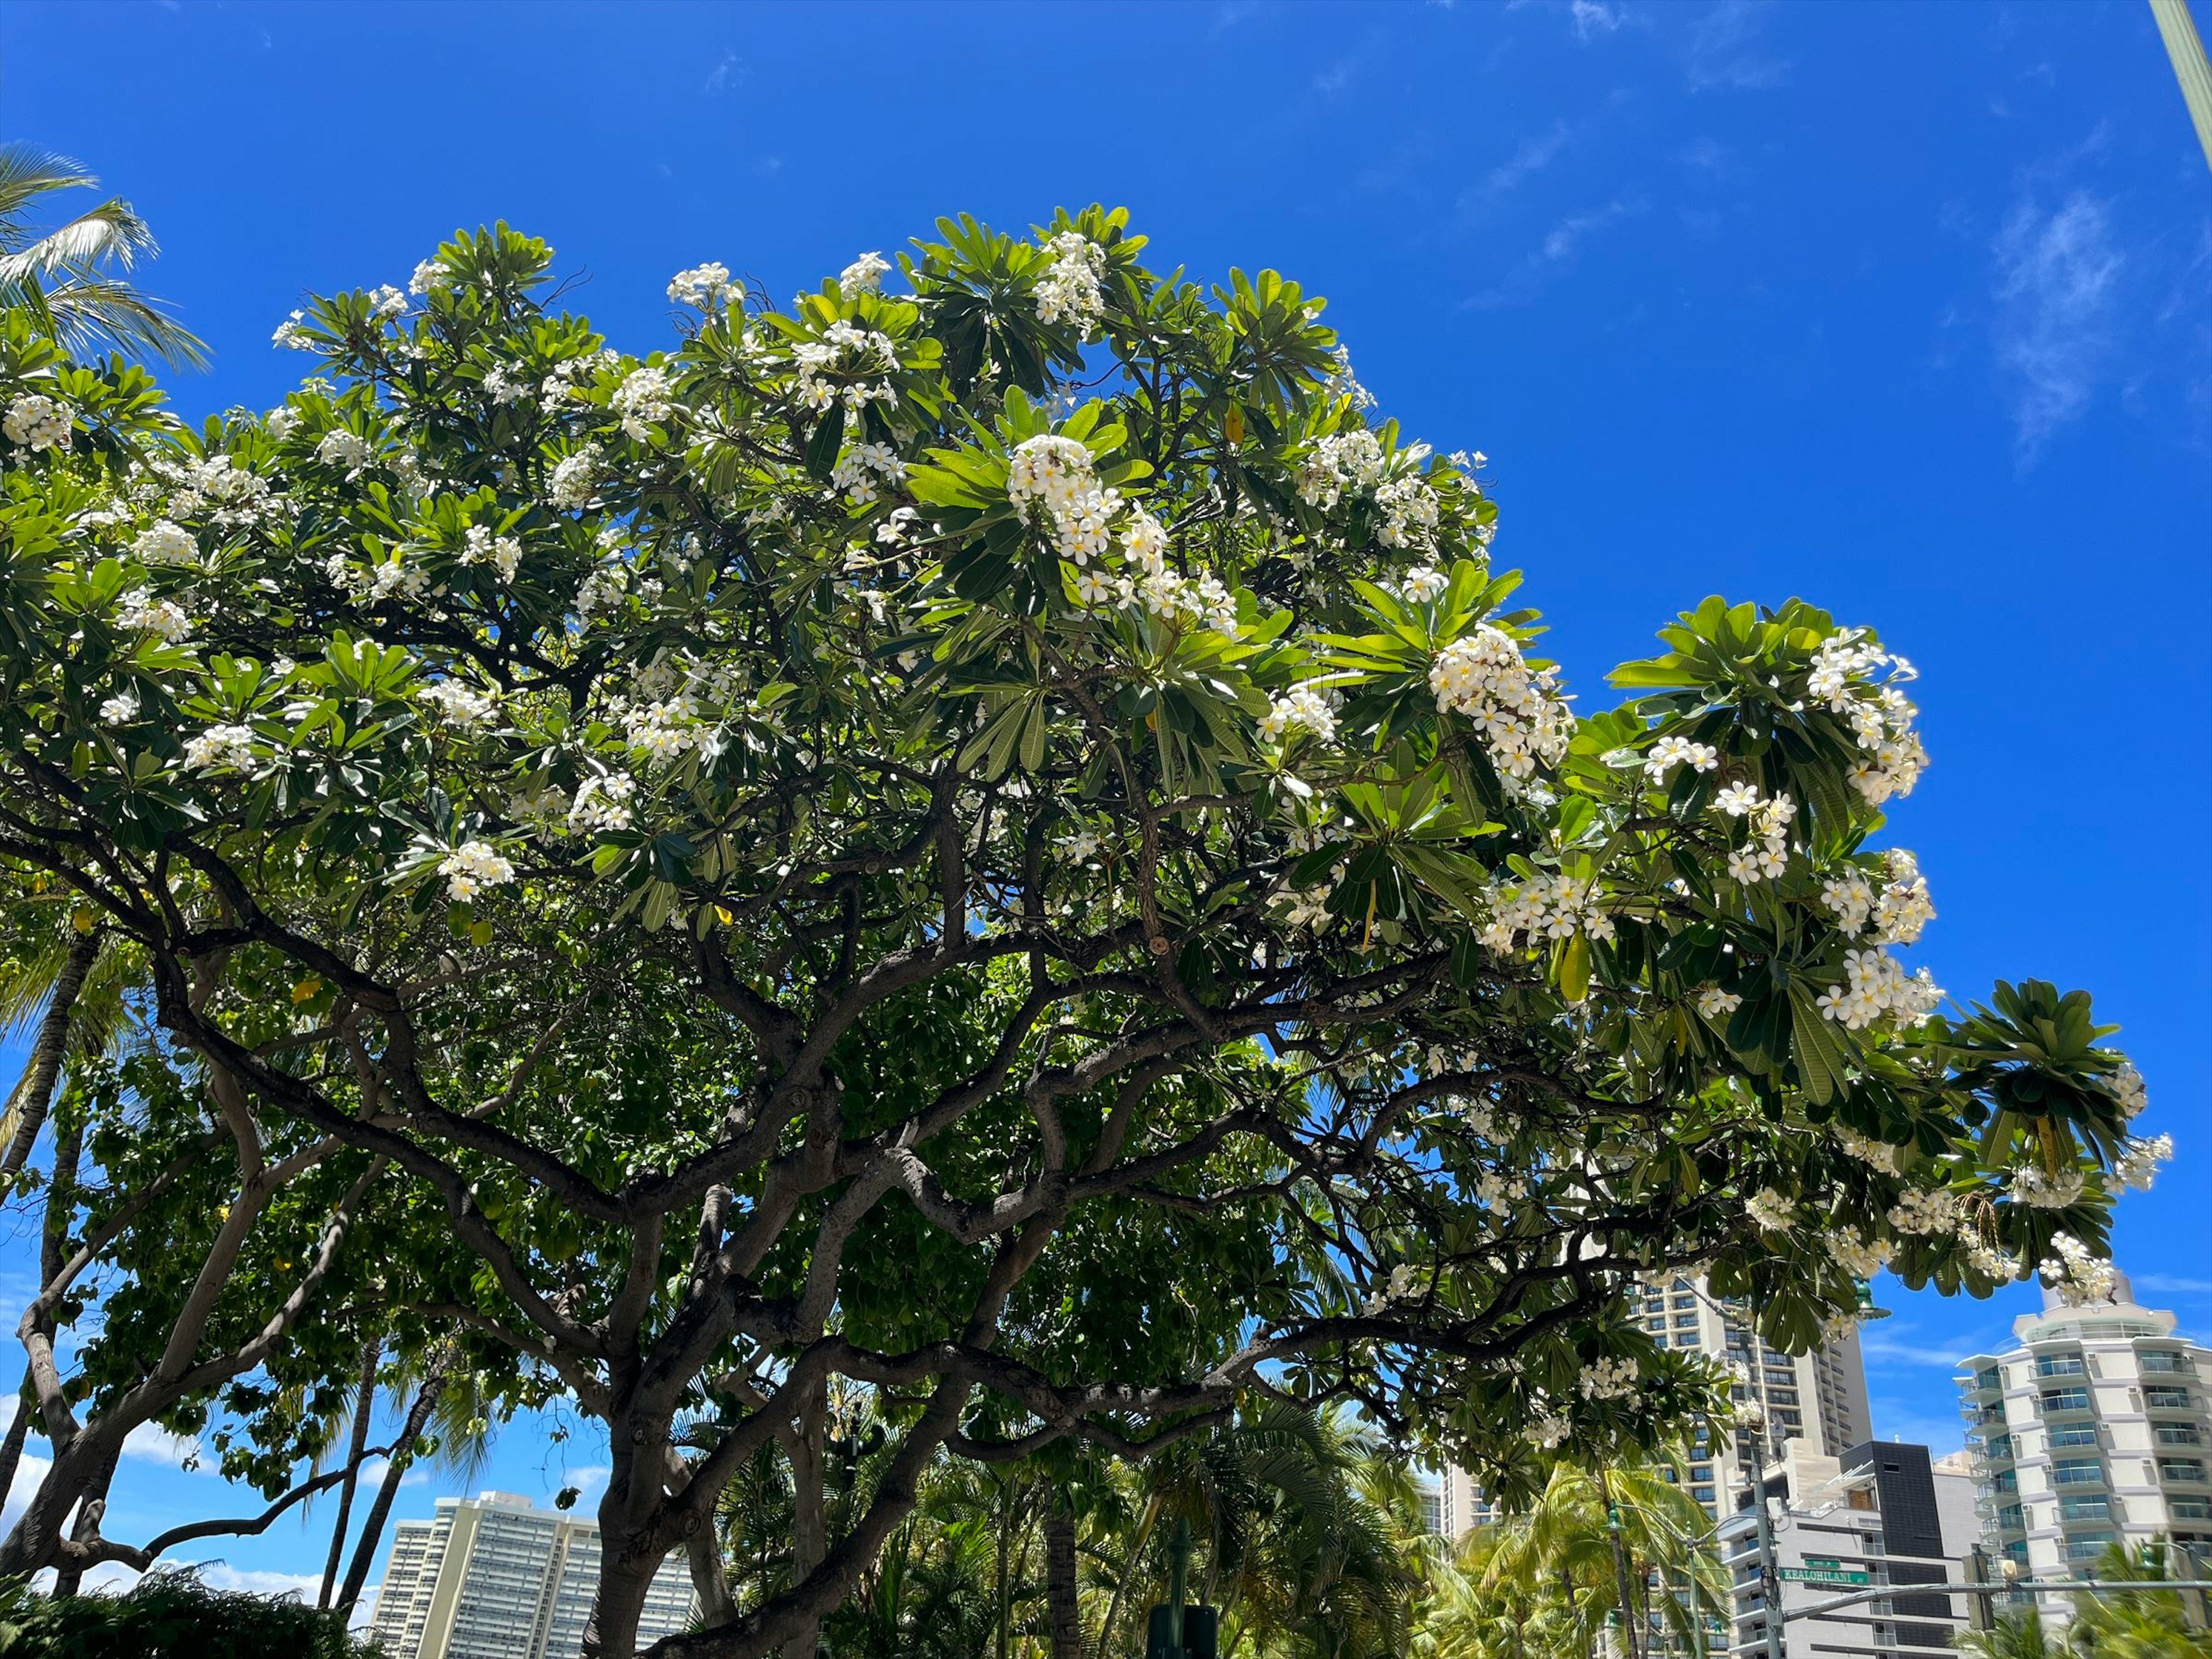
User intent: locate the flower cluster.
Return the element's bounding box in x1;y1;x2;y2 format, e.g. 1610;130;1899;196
1745;1188;1794;1232
1646;734;1719;783
2039;1232;2118;1306
1695;985;1742;1020
131;520;198;565
117;588;191;642
1578;1356;1643;1406
1479;870;1614;954
1400;565;1448;603
1827;1225;1892;1278
668;262;741;309
1816;948;1941;1032
483;364;532;406
791;321;897;415
315;429;373;474
548;445;601;510
460;524;523;582
408;257;450;297
1887;1184;1964;1236
2112;1134;2171;1192
1372;475;1439;549
1032;232;1105;332
3;393;72;452
2009;1165;2085;1210
1808;627;1928;805
438;840;514;902
1832;1130;1902;1175
1295;428;1385;512
181;724;255;772
1259;685;1337;745
2111;1065;2147;1120
419;679;499;729
1820;849;1934;945
566;773;637;834
1429;626;1575;787
839;251;891;298
831;441;908;506
612;366;674;441
271;310;313;350
1713;784;1796;883
624;695;718;763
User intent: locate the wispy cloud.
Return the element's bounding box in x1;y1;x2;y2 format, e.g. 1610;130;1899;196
1542;198;1641;262
1468;196;1647;308
1314;57;1357;96
1685;0;1789;91
2136;1273;2212;1297
1211;0;1263;32
1484;122;1575;199
1991;188;2123;465
1571;0;1627;40
703;52;743;94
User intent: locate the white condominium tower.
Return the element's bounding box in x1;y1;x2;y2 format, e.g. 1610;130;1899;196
1630;1272;1872;1520
368;1490;696;1659
1957;1269;2211;1578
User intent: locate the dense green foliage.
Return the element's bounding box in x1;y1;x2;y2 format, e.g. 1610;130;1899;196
0;1569;376;1659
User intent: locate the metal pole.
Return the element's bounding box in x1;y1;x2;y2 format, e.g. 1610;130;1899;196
1749;1453;1785;1659
2150;0;2212;171
1783;1578;2212;1621
1965;1545;1995;1633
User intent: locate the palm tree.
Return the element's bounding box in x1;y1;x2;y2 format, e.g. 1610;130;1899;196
1446;1457;1729;1659
0;143;207;368
1956;1608;2060;1659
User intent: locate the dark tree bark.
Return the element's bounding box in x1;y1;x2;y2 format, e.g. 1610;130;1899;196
0;934;97;1180
335;1343;455;1615
320;1336;381;1607
1046;1499;1084;1659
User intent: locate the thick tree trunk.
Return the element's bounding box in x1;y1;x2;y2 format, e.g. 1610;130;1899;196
50;1441;119;1597
0;935;96;1180
785;1376;828;1659
335;1344;453;1615
1046;1501;1084;1659
0;1112;87;1572
0;1371;33;1521
319;1337;381;1607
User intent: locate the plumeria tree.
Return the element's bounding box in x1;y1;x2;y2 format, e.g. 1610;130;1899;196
0;210;2168;1657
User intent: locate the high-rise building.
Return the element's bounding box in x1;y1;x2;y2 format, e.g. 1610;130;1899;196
1717;1438;1982;1659
1630;1272;1873;1520
1412;1274;1872;1539
366;1490;696;1659
1956;1269;2212;1581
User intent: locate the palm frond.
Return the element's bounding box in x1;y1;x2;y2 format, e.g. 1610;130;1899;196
0;143;99;232
0;198;156;281
15;272;209;370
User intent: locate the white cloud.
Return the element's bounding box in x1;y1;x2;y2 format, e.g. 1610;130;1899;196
702;52;742;94
1468;197;1648;308
1991;190;2123;464
1684;0;1789;91
1570;0;1626;40
122;1421;204;1470
2136;1273;2212;1296
1485;122;1575;199
1541;197;1641;262
1314;57;1356;96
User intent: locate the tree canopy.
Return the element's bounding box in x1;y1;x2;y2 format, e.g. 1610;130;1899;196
0;207;2162;1657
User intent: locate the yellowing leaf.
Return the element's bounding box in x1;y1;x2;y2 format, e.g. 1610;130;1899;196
290;976;323;1005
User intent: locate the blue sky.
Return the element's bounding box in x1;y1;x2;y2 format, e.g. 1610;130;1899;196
1;0;2207;1605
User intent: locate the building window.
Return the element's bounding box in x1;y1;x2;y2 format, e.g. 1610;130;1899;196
2158;1460;2207;1484
2061;1497;2110;1521
1675;1313;1700;1328
2138;1352;2187;1374
2156;1426;2203;1448
2169;1498;2212;1521
2041;1388;2092;1414
2037;1355;2087;1378
2052;1459;2104;1486
2065;1534;2116;1562
2050;1426;2100;1449
2144;1387;2194;1410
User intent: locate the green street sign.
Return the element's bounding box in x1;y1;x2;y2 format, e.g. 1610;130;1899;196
1780;1567;1872;1586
